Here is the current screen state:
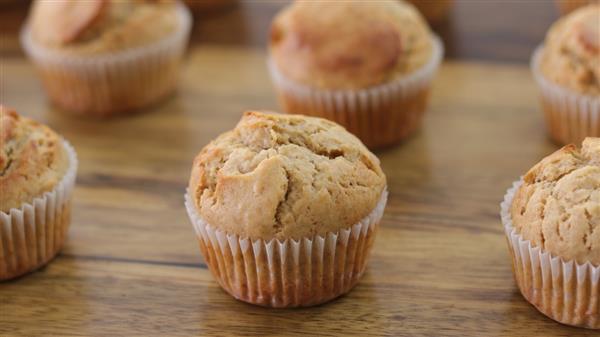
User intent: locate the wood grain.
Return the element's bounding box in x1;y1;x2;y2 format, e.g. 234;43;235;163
0;46;596;336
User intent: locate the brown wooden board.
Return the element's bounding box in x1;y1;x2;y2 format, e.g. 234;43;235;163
1;46;595;336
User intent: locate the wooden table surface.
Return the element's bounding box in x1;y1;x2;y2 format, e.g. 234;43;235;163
2;1;596;337
3;46;597;337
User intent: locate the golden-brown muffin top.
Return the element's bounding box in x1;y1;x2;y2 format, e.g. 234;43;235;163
28;0;181;54
540;4;600;95
189;111;387;241
269;0;433;90
511;138;600;265
0;106;69;212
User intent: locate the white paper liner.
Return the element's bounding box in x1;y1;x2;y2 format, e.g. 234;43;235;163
268;35;443;149
185;189;388;308
501;180;600;329
0;140;78;281
20;2;192;117
531;46;600;145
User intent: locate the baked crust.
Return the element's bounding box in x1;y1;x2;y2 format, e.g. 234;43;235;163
540;4;600;95
0;106;69;212
28;0;179;54
511;138;600;265
189;111;386;240
268;0;432;89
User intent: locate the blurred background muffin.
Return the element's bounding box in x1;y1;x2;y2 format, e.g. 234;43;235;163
0;106;78;280
406;0;454;24
531;4;599;145
20;0;192;117
268;0;443;149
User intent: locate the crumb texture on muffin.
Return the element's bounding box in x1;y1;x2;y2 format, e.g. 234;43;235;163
0;106;68;212
28;0;179;54
269;0;432;89
189;111;387;240
511;138;600;265
540;4;600;95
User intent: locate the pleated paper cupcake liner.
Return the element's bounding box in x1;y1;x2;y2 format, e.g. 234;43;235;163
501;180;600;329
185;189;388;308
268;35;443;149
531;46;600;145
0;140;78;281
20;2;192;117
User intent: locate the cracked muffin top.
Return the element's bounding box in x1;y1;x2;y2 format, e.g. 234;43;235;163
188;111;387;240
27;0;180;55
0;106;69;212
268;0;433;90
539;4;600;95
511;138;600;265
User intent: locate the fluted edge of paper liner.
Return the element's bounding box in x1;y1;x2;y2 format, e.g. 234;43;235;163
0;140;78;281
185;188;388;308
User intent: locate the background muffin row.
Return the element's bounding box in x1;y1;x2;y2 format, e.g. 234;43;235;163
18;0;600;148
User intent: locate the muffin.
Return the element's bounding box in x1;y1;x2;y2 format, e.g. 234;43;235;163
406;0;453;24
557;0;599;15
532;4;599;145
0;106;78;281
185;111;388;307
501;138;600;329
20;0;192;117
267;0;443;149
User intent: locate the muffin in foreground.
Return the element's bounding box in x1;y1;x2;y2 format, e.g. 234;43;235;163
267;0;443;149
532;4;599;145
20;0;192;117
501;137;599;329
185;111;387;307
0;106;78;281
